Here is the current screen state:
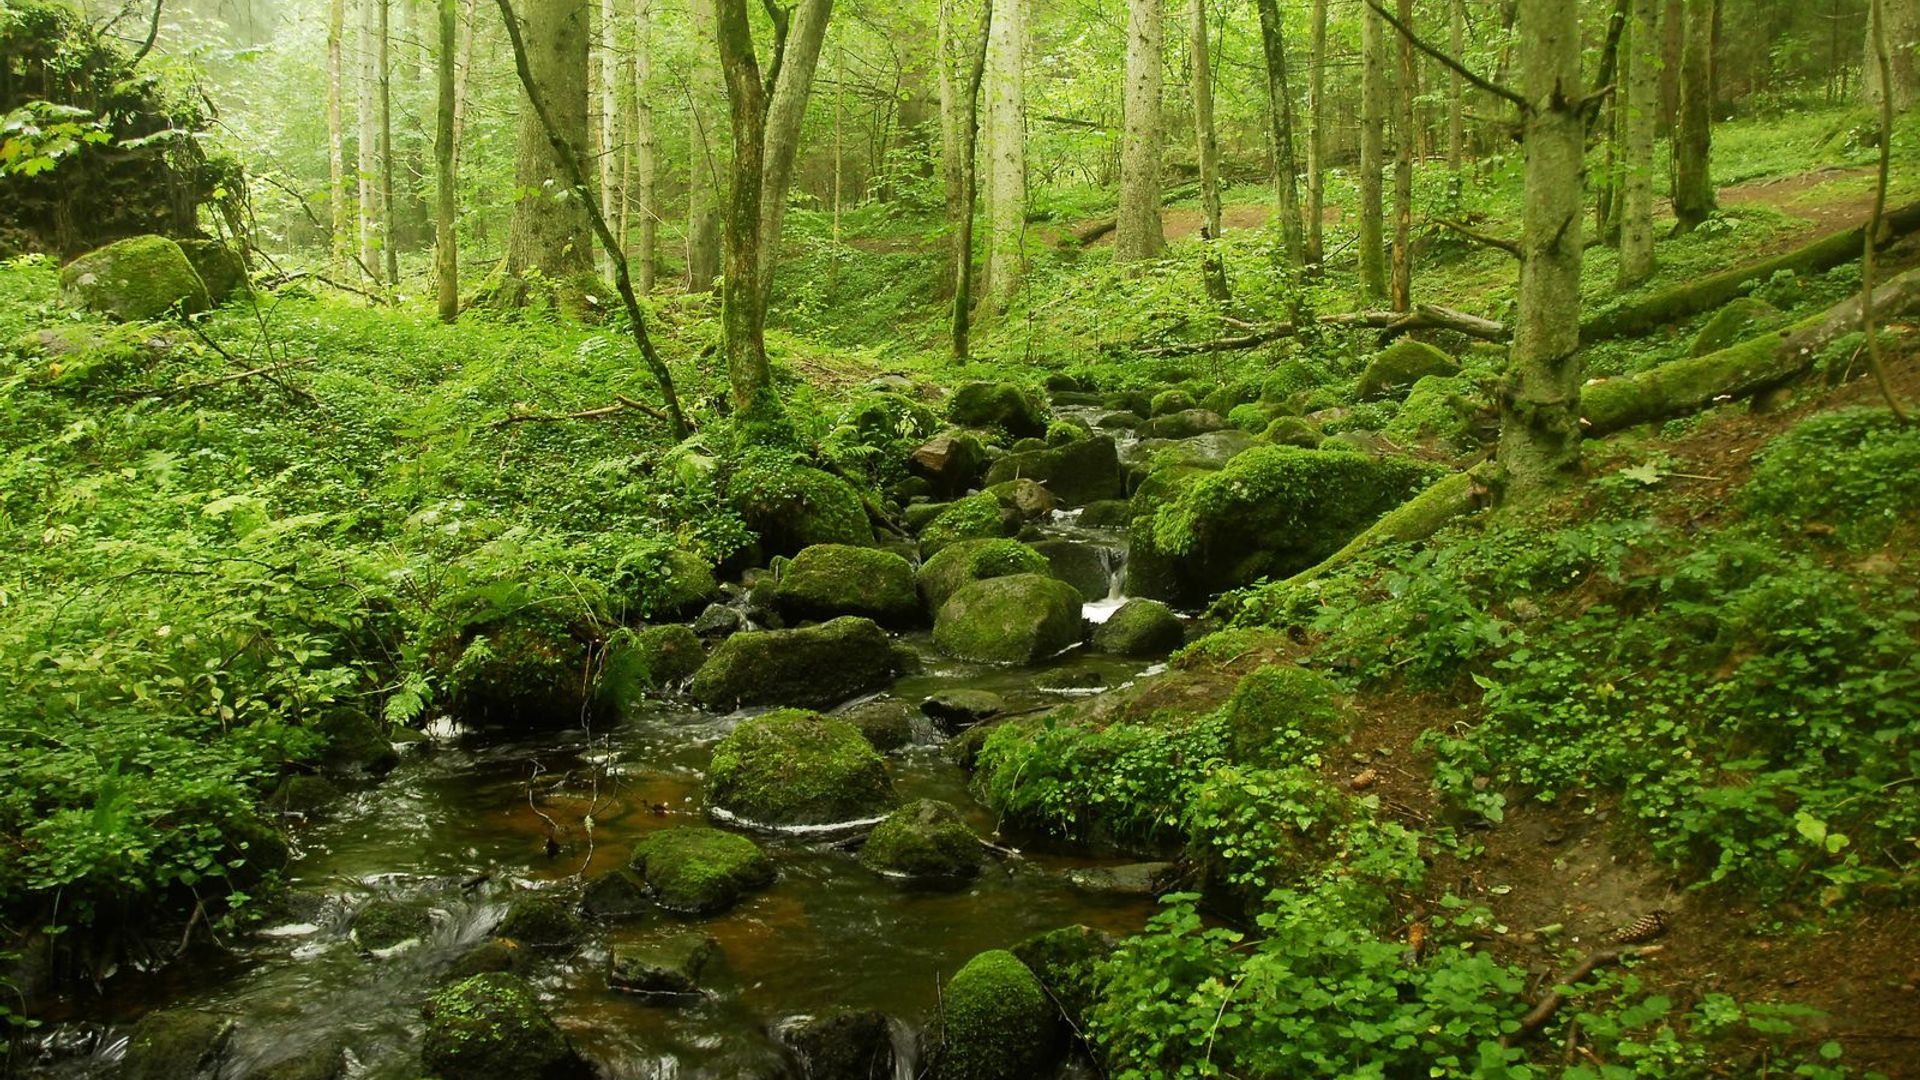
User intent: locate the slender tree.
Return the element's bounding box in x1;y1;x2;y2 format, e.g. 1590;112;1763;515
1390;0;1414;310
685;0;725;292
937;0;993;357
434;0;458;320
594;0;618;279
1359;0;1389;299
1617;0;1659;288
1115;0;1167;264
1254;0;1304;267
631;0;655;291
1307;0;1327;265
755;0;835;310
327;0;349;278
980;0;1026;311
1448;0;1464;175
501;0;593;293
1192;0;1228;298
357;0;381;285
1672;0;1715;233
378;0;397;286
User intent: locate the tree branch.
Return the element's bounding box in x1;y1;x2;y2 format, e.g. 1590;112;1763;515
1436;217;1522;258
129;0;163;65
491;395;668;429
1500;946;1663;1047
1363;0;1527;113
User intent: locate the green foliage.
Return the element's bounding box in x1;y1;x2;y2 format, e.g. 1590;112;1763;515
1744;407;1920;549
705;709;894;825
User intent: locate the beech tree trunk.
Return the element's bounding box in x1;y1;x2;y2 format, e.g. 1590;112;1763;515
1254;0;1303;267
685;0;725;292
503;0;593;287
1359;1;1389;299
1672;0;1715;233
1307;0;1326;265
981;0;1025;311
1864;0;1919;112
357;0;380;284
1448;0;1464;174
435;0;458;320
1390;0;1414;311
1617;0;1659;288
755;0;835;310
1115;0;1166;264
939;0;993;357
1502;0;1587;495
1192;0;1228;298
631;0;655;291
328;0;348;277
594;0;618;279
378;0;396;286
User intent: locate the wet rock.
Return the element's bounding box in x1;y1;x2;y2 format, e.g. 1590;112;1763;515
1135;429;1258;470
1045;372;1088;393
982;436;1124;507
1358;339;1458;400
1010;436;1047;454
773;544;920;627
692;602;747;639
60;235;210;321
630;826;776;914
1075;499;1132;529
495;894;586;949
1140;408;1229;440
920;689;1006;732
904;499;954;531
785;1009;896;1080
1106;390;1153;416
448;938;529;978
311;707;400;776
267;773;340;815
1090;599;1184;657
861;799;983;885
1094;410;1143;430
421;972;590;1080
947;381;1049;439
915;538;1051;611
933;574;1084;664
119;1008;234;1080
608;932;719;998
986;477;1055;521
579;868;652;920
945;717;1008;771
445;614;603;728
689;617;900;711
1066;862;1175;897
707;711;895;826
602;624;706;698
909;431;990;497
923;949;1061;1080
1028;539;1111;603
918;492;1020;557
349;899;429;952
728;460;875;557
1262;415;1323;448
1148;388;1197;417
244;1037;347;1080
635;548;720;619
837;699;917;752
175;238;249;305
1009;925;1116;1031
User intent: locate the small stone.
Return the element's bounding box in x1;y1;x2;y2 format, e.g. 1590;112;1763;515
1066;862;1174;897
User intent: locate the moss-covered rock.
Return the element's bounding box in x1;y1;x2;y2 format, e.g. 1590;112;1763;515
728;458;875;556
986;477;1055;521
1148;388;1197;417
1357;339;1458;400
1077;499;1132;528
981;435;1124;507
1094;410;1144;430
608;932;719;997
933;574;1084;664
1224;664;1347;764
908;431;991;497
446;614;602;728
420;973;588;1080
773;544;920;626
925;949;1061;1080
1045;419;1090;445
860;799;983;885
120;1008;235;1080
916;538;1052;610
59;235;210;321
784;1009;896;1080
448;938;530;979
920;689;1006;732
1027;539;1111;603
947;381;1049;438
1140;408;1229;439
1090;599;1184;657
1259;359;1337;403
636;548;719;618
919;492;1018;557
601;624;706;702
495;895;586;949
837;698;918;751
1382;373;1490;451
689;617;899;711
311;707;400;775
267;773;341;815
1690;296;1777;356
350;899;430;952
706;711;895;825
1261;415;1324;448
175;238;248;305
1228;400;1288;433
1137;429;1258;470
1009;925;1115;1031
579;868;652;920
247;1038;347;1080
630;826;775;913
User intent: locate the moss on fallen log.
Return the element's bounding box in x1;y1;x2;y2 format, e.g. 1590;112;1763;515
1278;470;1481;587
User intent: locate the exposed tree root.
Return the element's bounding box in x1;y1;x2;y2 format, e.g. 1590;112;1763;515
1500;945;1664;1047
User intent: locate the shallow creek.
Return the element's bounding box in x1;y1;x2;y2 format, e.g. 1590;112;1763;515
28;514;1168;1079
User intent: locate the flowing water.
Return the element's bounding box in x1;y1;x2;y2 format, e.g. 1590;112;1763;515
23;512;1167;1079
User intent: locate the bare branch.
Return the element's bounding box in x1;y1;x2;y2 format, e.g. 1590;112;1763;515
1363;0;1526;113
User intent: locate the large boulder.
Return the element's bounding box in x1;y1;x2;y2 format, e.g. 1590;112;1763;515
982;435;1124;507
1223;664;1348;764
1140;409;1229;440
861;799;983;885
350;899;430;952
420;973;589;1080
445;612;603;728
933;574;1084;664
728;458;875;556
119;1009;234;1080
1009;925;1116;1032
175;238;249;305
495;895;586;950
600;624;706;700
916;538;1051;611
1357;339;1458;400
774;544;919;626
784;1009;896;1080
689;617;900;711
609;932;720;998
918;492;1019;557
59;235;210;321
1135;429;1259;470
909;431;990;497
986;478;1055;522
947;381;1048;438
630;826;776;914
1090;599;1184;657
1028;539;1111;603
924;949;1061;1080
706;710;895;825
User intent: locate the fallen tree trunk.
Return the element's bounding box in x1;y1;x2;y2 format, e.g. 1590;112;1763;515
1134;304;1508;358
1278;469;1482;587
1579;200;1920;343
1580;266;1920;436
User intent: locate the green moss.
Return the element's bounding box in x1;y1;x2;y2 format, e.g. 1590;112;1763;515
1148;389;1196;417
495;895;586;948
267;773;340;814
727;455;875;556
446;616;600;728
1009;925;1114;1031
1382;373;1488;451
860;798;982;883
774;543;920;625
1260;360;1337;402
1261;414;1323;448
421;973;585;1080
120;1009;235;1080
1046;419;1089;445
630;826;776;913
1223;665;1348;764
927;949;1060;1080
981;434;1125;507
688;617;899;710
917;538;1052;610
600;624;706;702
933;574;1084;664
919;492;1012;557
1200;379;1260;416
312;707;400;774
175;238;248;305
947;381;1049;438
1228;400;1286;432
350;899;430;951
58;235;210;322
1690;296;1778;356
1357;340;1458;400
1744;407;1920;549
706;710;895;825
1090;599;1184;656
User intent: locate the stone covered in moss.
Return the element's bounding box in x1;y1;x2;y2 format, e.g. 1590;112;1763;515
1690;296;1777;356
728;458;875;556
311;707;400;775
784;1009;896;1080
1261;414;1324;448
706;710;895;825
1076;499;1132;528
1009;925;1115;1031
847;391;940;443
268;773;341;815
1357;339;1458;400
119;1008;234;1080
608;932;719;997
1045;419;1089;445
774;544;920;626
925;949;1061;1080
449;938;530;979
1259;359;1337;402
1382;373;1489;451
1228;400;1287;433
838;698;918;751
933;574;1084;664
495;895;586;949
981;435;1124;507
916;538;1052;611
175;238;249;305
1148;388;1196;417
918;492;1017;557
860;799;983;885
986;477;1055;521
59;235;210;321
446;614;602;728
909;431;991;497
1090;599;1184;657
1028;539;1111;603
630;826;776;914
350;899;430;952
420;972;588;1080
579;868;652;920
946;381;1049;438
601;624;706;702
1224;664;1347;764
1140;409;1229;440
639;548;719;618
689;617;899;711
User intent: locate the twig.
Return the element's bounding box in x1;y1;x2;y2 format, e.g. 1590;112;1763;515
155;358;316;398
491;396;667;429
1363;0;1527;113
1436;217;1521;258
1500;945;1663;1046
179;318;318;405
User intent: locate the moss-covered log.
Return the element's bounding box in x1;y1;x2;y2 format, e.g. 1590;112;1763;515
1581;267;1920;436
1278;469;1480;587
1579;201;1920;344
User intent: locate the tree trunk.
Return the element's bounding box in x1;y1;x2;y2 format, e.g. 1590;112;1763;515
939;0;993;357
1359;1;1389;300
378;0;397;286
1115;0;1166;264
1617;0;1658;288
1500;0;1586;495
357;0;381;285
328;0;349;278
715;0;771;424
755;0;834;310
1307;0;1326;265
1254;0;1304;267
631;0;655;291
595;0;618;279
1191;0;1227;298
981;0;1025;311
435;0;459;320
1658;0;1682;132
1390;0;1414;311
685;0;725;293
1672;0;1715;233
1864;0;1919;112
503;0;593;288
1448;0;1464;174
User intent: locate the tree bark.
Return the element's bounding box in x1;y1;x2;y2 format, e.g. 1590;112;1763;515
1658;0;1682;132
503;0;593;288
1115;0;1167;264
1617;0;1658;288
714;0;773;424
328;0;349;278
357;0;381;285
755;0;835;311
435;0;459;321
1391;0;1414;310
1254;0;1304;268
1500;0;1586;495
1307;0;1327;266
981;0;1025;311
939;0;993;357
685;0;725;293
1672;0;1715;233
1448;0;1464;174
1864;0;1919;112
1359;1;1389;300
1191;0;1228;298
631;0;655;291
378;0;397;286
595;0;618;279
